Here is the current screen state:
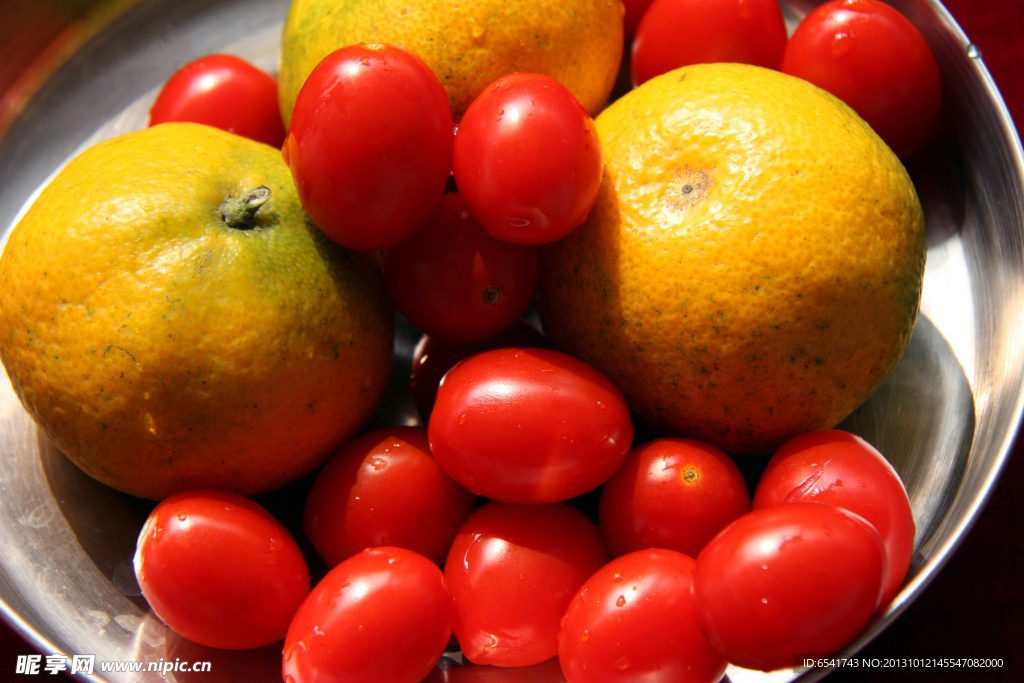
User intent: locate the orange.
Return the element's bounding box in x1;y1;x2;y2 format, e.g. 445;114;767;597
277;0;624;124
0;123;394;499
539;63;926;455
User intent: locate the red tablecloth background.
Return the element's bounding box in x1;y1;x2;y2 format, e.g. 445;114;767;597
2;1;1023;682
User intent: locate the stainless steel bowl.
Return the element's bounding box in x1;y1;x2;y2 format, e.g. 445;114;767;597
1;0;1021;681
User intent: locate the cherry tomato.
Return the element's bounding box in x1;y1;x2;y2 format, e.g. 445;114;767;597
780;0;941;158
559;549;727;683
283;546;454;683
631;0;788;86
623;0;657;41
692;503;885;672
453;73;602;245
284;43;454;252
429;347;634;503
133;490;309;650
303;426;476;568
753;429;915;607
410;321;549;420
149;54;286;148
383;192;540;344
599;437;751;559
444;501;609;667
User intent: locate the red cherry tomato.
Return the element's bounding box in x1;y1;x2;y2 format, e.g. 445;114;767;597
559;549;727;683
383;192;540;344
753;429;915;607
429;347;634;503
444;501;609;667
410;321;549;420
453;73;602;245
148;54;286;148
780;0;941;158
623;0;657;41
692;503;885;672
303;426;476;568
631;0;788;86
599;437;751;559
283;546;454;683
133;490;309;650
284;43;454;252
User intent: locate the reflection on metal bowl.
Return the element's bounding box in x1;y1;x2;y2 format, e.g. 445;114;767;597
0;1;1022;682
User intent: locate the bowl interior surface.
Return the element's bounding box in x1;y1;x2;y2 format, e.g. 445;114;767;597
0;0;1021;682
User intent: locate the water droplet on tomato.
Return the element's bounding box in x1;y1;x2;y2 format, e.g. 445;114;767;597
369;456;387;471
580;630;590;641
508;217;531;228
830;32;856;60
611;573;623;583
459;414;467;425
612;655;630;670
177;514;186;522
616;595;626;607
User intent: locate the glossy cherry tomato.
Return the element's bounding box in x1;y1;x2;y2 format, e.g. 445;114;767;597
753;429;915;607
631;0;788;86
692;503;885;672
429;347;634;503
453;73;602;245
303;426;476;568
599;437;751;559
559;549;727;683
284;43;454;252
149;54;286;148
410;321;549;420
780;0;941;158
444;501;609;667
283;546;454;683
383;192;540;344
133;490;309;650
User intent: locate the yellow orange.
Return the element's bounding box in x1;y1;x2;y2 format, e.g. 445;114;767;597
278;0;624;124
539;64;926;455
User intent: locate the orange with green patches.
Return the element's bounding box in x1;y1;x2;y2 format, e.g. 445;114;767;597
0;122;394;499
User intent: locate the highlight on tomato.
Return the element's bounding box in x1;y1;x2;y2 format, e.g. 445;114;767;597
149;54;286;148
753;429;915;606
559;548;727;683
133;489;309;650
283;42;454;252
303;426;476;568
599;437;752;559
428;347;634;503
444;501;609;667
